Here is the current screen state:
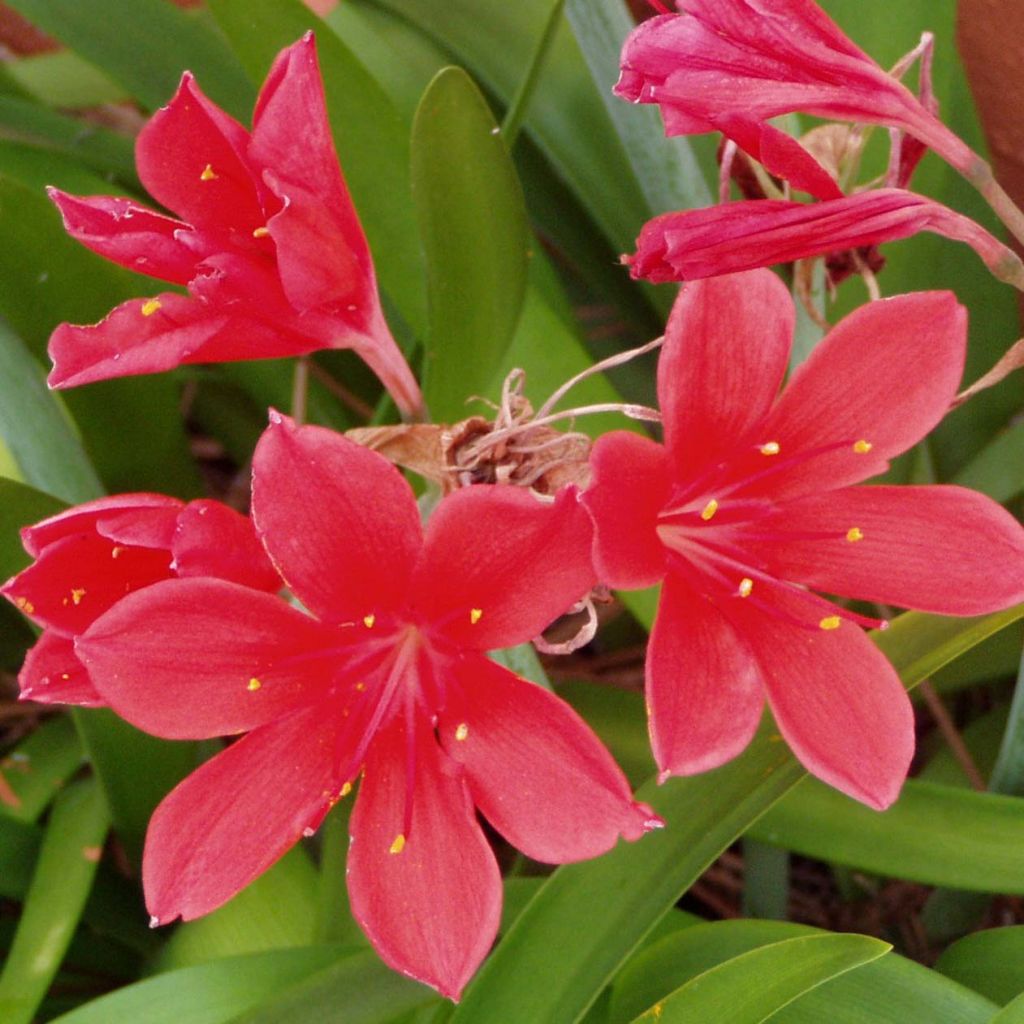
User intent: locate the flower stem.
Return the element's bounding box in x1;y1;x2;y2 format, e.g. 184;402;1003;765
967;157;1024;251
314;798;361;945
292;355;310;427
502;0;566;148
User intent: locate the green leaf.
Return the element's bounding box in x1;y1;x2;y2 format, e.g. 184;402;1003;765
0;816;42;900
952;418;1024;504
3;50;124;108
610;921;999;1024
3;0;254;115
412;67;530;421
631;934;889;1023
48;947;347;1024
0;715;83;824
936;927;1024;1005
991;991;1024;1023
0;779;109;1024
0;477;65;578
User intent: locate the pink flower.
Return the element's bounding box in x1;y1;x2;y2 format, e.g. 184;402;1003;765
1;495;279;707
583;270;1024;809
75;416;659;999
616;0;978;198
626;189;1024;286
47;34;422;418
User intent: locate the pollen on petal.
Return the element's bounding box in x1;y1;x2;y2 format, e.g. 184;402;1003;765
340;781;352;797
141;299;162;317
700;498;719;521
362;614;375;629
14;597;34;615
455;723;469;741
70;588;86;606
853;439;873;453
738;577;754;598
252;226;271;239
470;608;483;624
759;441;781;456
247;677;262;691
846;527;864;543
819;616;842;630
389;833;406;855
111;546;124;559
200;164;218;181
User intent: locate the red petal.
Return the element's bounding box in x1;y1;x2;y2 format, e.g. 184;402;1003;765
144;700;344;924
172;500;280;593
647;574;765;777
251;415;421;625
76;578;340;739
135;72;266;235
732;593;914;810
658;271;793;481
583;431;670;589
754;291;966;500
440;654;658;862
2;534;171;634
21;494;181;557
412;486;595;651
48;189;201;285
348;717;501;1001
753;485;1024;615
19;633;102;707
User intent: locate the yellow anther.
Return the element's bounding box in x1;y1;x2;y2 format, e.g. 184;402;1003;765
389;834;406;855
247;677;262;691
819;616;842;631
355;682;366;692
738;578;754;598
455;723;469;742
61;673;70;680
853;439;872;454
700;499;719;522
14;597;34;615
363;614;375;629
252;226;271;239
200;164;218;181
141;299;162;317
111;546;124;559
70;588;86;606
339;782;352;798
846;527;864;543
470;608;483;625
759;441;780;456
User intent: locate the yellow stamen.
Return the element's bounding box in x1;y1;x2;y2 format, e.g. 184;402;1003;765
470;608;483;624
111;546;124;559
247;677;262;691
819;616;842;631
853;439;872;454
738;578;754;598
355;682;366;692
846;527;864;543
455;723;469;742
339;782;352;798
14;597;34;615
700;498;719;521
60;673;70;681
389;834;406;855
363;614;375;629
141;299;162;317
252;226;271;239
759;441;780;456
200;164;218;181
70;588;86;606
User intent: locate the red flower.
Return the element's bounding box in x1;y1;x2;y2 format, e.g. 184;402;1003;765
75;417;659;1000
626;189;1024;287
47;34;422;418
616;0;978;198
583;271;1024;809
1;495;279;707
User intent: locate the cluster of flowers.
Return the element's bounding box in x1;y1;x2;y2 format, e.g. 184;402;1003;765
4;0;1024;1002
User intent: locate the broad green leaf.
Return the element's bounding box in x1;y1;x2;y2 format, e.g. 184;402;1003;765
992;991;1024;1023
4;0;254;115
0;715;82;824
748;778;1024;893
0;779;109;1024
0;477;64;577
953;418;1024;503
0;318;101;503
452;604;1020;1022
412;67;530;421
49;946;348;1024
0;816;42;900
208;0;428;336
936;927;1024;1005
4;50;124;109
631;934;889;1024
610;921;999;1024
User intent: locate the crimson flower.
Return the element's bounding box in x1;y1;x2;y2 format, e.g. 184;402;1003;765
1;495;279;707
47;34;422;418
616;0;978;199
75;416;659;999
626;188;1024;286
583;270;1024;809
